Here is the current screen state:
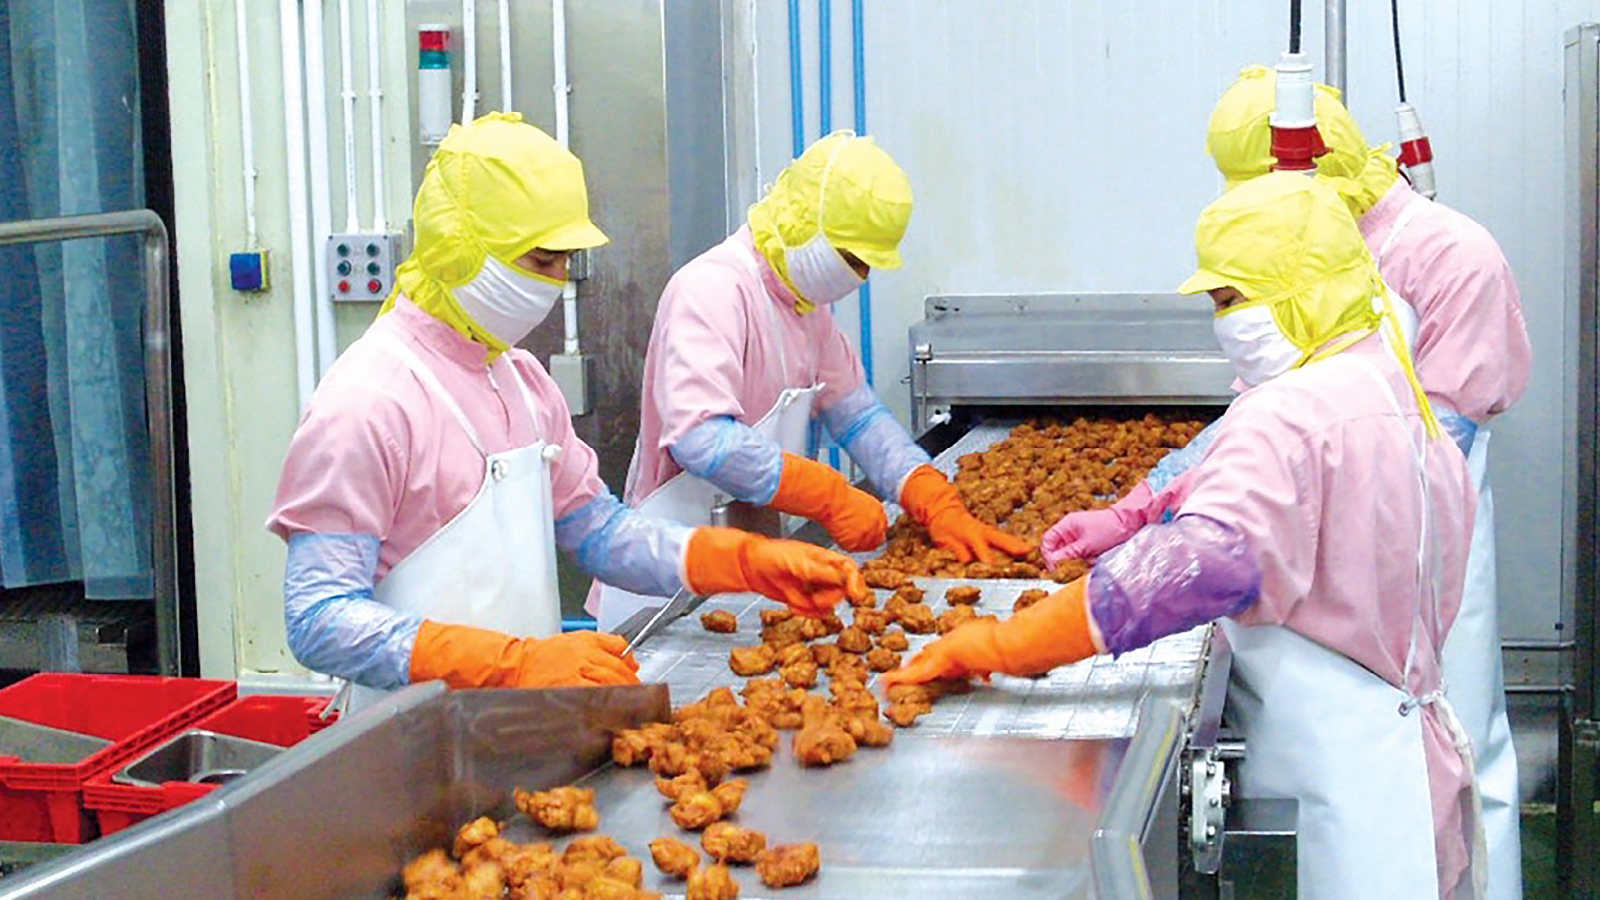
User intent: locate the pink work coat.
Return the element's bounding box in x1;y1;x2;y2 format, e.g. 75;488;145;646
1179;334;1477;894
624;227;866;503
266;296;605;579
1363;180;1530;423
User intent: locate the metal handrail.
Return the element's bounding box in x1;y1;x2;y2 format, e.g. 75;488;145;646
1091;694;1187;900
0;211;177;676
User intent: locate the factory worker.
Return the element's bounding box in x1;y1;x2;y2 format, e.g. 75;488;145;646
590;131;1028;632
1042;66;1529;900
891;174;1482;900
267;113;865;710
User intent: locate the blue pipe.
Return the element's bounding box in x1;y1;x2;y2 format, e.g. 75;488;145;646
851;0;875;387
561;617;597;632
787;0;804;158
819;0;832;134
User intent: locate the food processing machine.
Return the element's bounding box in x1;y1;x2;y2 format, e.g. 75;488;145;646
0;292;1293;899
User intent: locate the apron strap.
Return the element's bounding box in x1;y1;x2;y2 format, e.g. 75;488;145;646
375;333;488;455
498;355;547;442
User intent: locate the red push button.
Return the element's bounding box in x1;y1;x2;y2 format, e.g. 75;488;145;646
337;280;350;293
368;279;382;294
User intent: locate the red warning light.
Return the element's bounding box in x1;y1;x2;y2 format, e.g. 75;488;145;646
368;279;383;294
418;29;450;51
338;280;351;293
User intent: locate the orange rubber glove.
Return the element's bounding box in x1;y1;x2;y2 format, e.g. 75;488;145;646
410;621;640;689
881;578;1101;684
685;526;868;617
769;453;887;551
898;465;1034;564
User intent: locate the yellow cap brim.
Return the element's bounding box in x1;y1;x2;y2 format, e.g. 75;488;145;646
1177;268;1232;296
535;219;610;252
841;244;902;270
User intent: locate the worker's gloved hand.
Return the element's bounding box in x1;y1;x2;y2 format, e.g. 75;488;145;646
882;578;1100;684
898;465;1033;564
410;621;641;689
1040;481;1156;568
769;452;887;552
686;526;868;616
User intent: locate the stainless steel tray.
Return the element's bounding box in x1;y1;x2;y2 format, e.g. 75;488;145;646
0;714;110;765
112;729;283;788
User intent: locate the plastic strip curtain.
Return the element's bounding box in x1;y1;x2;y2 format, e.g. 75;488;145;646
0;0;152;598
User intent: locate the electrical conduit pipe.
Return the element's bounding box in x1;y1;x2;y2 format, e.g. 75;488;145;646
303;0;340;376
552;0;579;355
279;0;317;409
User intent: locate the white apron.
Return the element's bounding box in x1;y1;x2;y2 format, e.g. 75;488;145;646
1378;199;1520;900
595;241;827;633
1221;353;1484;900
347;336;564;712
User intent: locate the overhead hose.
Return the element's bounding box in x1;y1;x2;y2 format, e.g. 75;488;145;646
1391;0;1408;103
1289;0;1302;54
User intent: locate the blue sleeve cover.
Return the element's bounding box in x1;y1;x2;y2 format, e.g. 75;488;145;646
283;533;420;690
1087;514;1261;656
1437;411;1479;459
819;384;931;500
668;416;785;505
555;490;692;598
1146;419;1224;494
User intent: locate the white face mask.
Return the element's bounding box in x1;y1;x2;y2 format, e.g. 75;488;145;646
452;255;565;347
1213;305;1302;387
780;133;865;307
783;234;864;307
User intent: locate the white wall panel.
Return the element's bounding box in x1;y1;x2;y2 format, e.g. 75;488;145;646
747;0;1600;640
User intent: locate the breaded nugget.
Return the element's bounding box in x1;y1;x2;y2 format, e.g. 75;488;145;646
514;786;600;833
701;822;767;864
836;625;873;654
728;644;777;676
944;585;982;605
670;790;725;830
755;843;821;888
687;862;741;900
1014;588;1050;612
865;647;902;672
792;723;857;767
700;610;738;633
878;628;910;652
649;837;700;878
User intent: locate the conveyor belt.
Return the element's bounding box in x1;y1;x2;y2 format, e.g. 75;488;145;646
634;587;1207;742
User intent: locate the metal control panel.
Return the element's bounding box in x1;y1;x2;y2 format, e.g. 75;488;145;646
326;232;403;302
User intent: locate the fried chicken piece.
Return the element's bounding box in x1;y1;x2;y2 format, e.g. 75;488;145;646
936;605;978;635
700;610;738;633
583;875;639;900
728;644;777;676
403;848;458;889
836;625;873;654
460;859;507;898
656;770;709;800
797;617;831;640
885;700;933;728
611;729;656;767
944;585;982;605
453;816;500;859
819;612;845;635
691;749;733;785
650;837;700;878
710;778;749;815
779;659;819;688
776;643;814;667
687;863;741;900
826;654;870;684
646;742;692;777
892;585;925;604
558;859;605;890
503;843;560;889
897;603;937;635
511;874;561;900
563;836;627;867
1014;588;1050;612
792;722;857;767
756;843;821;888
863;567;909;590
849;713;895;747
701;822;768;864
810;642;843;667
463;836;518;869
866;646;902;672
847;589;878;608
878;628;910;652
852;608;890;634
670;790;726;830
759;608;792;627
603;856;643;887
405;878;464;900
515;786;600;833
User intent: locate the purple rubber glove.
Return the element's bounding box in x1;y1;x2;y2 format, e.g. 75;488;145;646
1086;513;1260;656
1041;481;1157;567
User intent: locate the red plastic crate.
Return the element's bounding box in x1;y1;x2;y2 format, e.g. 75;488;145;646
85;694;333;835
0;674;235;843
